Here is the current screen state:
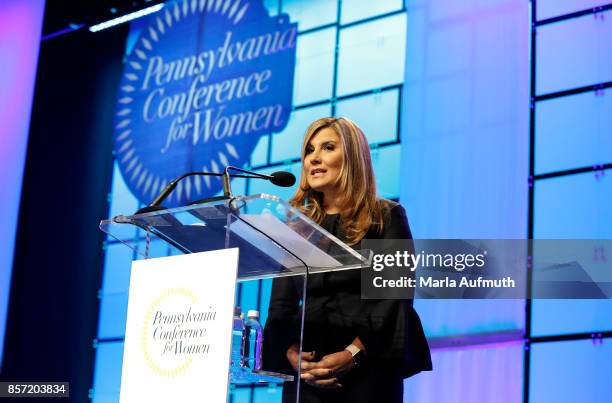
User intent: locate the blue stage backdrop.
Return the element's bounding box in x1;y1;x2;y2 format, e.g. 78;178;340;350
92;1;612;402
113;0;297;206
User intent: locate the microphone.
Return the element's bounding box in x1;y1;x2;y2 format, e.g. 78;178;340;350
269;171;296;187
223;166;295;192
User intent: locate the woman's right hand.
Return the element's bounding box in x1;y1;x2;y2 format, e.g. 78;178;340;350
286;344;316;372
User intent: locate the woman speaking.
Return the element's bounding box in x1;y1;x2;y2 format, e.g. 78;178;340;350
264;117;432;403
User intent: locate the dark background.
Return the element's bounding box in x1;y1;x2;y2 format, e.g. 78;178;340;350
0;2;128;399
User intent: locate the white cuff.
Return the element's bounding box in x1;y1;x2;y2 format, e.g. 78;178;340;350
344;344;361;357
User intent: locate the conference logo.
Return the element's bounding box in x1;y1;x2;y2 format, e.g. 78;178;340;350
113;0;297;207
141;287;218;377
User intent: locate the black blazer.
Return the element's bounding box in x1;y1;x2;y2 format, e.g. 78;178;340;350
263;201;432;378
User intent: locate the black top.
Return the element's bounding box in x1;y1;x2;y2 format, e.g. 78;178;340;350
263;201;432;378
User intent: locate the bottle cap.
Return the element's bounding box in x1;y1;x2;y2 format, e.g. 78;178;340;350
247;310;259;319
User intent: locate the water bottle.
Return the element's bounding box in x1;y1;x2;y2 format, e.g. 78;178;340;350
244;310;263;371
231;307;247;368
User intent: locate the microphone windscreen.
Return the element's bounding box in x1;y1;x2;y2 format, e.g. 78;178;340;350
269;171;296;187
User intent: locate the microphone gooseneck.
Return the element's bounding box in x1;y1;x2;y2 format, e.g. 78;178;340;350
135;168;297;215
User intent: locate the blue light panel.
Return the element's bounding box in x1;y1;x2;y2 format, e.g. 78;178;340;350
536;91;612;175
536;11;612;95
405;343;524;403
534;171;612;239
92;341;124;402
337;13;407;96
335;89;399;145
531;300;612;337
283;0;338;32
537;0;612;21
340;0;403;25
292;28;336;105
529;338;612;403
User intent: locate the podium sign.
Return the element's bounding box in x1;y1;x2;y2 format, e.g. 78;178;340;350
119;249;239;403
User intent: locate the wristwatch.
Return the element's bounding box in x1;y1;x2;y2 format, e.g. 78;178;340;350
345;344;367;368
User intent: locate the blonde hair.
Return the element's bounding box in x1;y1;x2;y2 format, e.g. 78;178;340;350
290;117;384;245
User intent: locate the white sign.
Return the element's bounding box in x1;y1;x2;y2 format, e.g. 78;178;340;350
120;249;239;403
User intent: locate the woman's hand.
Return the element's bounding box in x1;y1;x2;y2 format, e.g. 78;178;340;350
300;350;355;388
286;344;317;373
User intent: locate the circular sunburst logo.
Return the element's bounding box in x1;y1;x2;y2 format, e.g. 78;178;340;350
113;0;297;207
141;287;201;377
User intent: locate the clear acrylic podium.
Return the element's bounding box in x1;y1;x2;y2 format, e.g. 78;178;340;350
99;194;372;402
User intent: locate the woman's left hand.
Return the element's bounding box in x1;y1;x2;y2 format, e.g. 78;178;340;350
300;350;355;388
